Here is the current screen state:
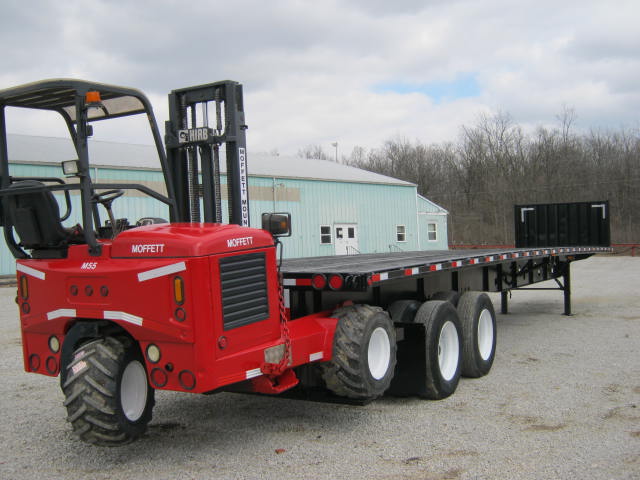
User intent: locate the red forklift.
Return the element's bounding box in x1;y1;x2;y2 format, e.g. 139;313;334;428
0;79;609;445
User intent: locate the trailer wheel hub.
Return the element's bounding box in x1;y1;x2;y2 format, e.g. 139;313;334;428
477;308;494;361
368;326;391;380
438;320;459;382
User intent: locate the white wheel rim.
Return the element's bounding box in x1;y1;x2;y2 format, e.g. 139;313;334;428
438;321;459;381
477;308;494;361
121;360;148;421
368;327;391;380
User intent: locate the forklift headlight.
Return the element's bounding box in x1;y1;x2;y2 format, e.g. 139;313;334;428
62;160;80;176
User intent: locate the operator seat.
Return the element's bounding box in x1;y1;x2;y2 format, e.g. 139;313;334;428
6;180;84;258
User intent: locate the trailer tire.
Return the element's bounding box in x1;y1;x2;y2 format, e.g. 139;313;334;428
430;291;461;307
457;292;496;378
62;336;154;446
387;299;421;323
414;300;462;399
322;304;397;400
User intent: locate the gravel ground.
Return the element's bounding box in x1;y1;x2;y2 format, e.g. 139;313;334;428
0;255;638;480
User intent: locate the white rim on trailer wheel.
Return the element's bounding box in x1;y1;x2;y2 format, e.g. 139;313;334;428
477;308;494;361
368;327;391;380
438;320;459;381
120;360;148;421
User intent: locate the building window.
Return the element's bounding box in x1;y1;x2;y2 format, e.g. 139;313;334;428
396;225;406;242
320;225;332;244
427;222;437;241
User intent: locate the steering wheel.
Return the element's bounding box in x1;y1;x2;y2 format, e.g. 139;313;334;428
92;189;124;205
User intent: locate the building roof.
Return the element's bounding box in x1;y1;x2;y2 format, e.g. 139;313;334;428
6;134;414;187
417;194;448;214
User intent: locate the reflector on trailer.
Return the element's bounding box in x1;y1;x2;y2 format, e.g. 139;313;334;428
328;274;344;290
311;274;327;290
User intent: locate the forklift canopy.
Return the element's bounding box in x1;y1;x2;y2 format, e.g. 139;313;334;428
0;78;150;121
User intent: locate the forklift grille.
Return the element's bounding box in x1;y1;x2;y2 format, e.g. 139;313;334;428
219;252;269;330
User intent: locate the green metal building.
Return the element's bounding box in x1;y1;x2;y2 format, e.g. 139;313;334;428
1;134;448;274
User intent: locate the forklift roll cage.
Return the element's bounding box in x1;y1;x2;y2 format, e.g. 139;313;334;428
0;78;249;259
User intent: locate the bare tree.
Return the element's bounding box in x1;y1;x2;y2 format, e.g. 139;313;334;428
336;111;640;245
297;144;330;160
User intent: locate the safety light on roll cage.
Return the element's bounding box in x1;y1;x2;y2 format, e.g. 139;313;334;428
85;90;102;106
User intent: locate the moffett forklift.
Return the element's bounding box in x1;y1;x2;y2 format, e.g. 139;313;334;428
0;79;314;445
2;78;605;447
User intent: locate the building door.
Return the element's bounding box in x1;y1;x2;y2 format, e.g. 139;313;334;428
334;224;358;255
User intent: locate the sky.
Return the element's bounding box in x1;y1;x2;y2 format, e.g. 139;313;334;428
1;0;639;158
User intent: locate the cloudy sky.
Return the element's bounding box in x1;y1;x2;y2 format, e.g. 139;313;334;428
1;0;639;157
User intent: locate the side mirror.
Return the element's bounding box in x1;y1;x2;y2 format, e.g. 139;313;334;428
262;212;291;237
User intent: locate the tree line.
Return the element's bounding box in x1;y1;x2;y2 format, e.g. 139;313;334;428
299;110;640;245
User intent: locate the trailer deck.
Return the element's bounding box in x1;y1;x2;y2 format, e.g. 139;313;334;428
281;245;611;285
281;245;613;317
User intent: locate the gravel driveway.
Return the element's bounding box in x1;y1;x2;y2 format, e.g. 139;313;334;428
0;255;638;480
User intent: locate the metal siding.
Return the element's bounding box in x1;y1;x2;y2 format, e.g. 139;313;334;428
253;177;420;258
419;214;449;250
0;164;444;274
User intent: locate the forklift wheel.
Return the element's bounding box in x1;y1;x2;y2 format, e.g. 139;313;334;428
62;336;155;446
321;304;397;400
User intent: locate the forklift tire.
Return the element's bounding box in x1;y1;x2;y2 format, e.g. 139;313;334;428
322;304;397;400
62;336;154;446
414;300;462;399
457;292;497;378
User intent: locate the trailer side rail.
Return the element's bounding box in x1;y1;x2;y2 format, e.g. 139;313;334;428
281;246;612;290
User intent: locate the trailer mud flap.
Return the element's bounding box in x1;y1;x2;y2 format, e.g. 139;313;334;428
387;322;428;397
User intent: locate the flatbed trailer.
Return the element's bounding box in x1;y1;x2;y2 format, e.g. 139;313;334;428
281;245;612;318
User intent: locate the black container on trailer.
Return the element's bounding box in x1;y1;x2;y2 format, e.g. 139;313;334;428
514;201;610;248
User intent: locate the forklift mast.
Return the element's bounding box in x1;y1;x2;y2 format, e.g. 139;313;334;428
164;81;249;226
